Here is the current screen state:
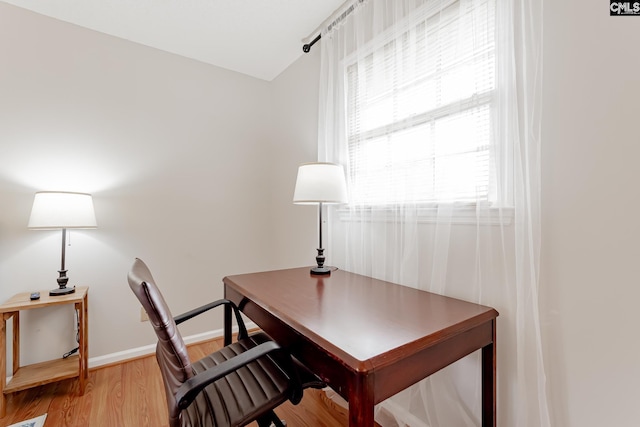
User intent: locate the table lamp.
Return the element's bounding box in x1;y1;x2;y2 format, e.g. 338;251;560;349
28;191;97;296
293;163;348;275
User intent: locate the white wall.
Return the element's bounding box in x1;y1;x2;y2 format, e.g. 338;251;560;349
540;1;640;426
0;2;279;363
269;48;322;269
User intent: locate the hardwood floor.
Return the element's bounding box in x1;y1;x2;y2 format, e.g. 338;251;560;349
0;337;352;427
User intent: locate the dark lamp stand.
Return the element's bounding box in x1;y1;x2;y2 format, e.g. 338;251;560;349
51;228;75;296
311;202;330;275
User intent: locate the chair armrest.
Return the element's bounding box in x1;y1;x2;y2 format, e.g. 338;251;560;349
173;298;248;340
175;340;286;410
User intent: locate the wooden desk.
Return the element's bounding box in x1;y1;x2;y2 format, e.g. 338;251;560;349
223;268;498;427
0;287;89;418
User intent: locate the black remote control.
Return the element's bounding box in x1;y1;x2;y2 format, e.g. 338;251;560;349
30;292;40;300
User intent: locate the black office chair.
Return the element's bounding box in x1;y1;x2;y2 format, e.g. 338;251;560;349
127;258;323;427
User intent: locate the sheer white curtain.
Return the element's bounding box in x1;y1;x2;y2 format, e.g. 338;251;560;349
317;0;550;426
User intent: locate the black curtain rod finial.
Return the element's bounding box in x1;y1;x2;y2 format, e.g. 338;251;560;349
303;33;321;53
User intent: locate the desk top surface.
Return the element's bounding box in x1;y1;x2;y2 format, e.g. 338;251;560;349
0;286;89;313
224;268;497;368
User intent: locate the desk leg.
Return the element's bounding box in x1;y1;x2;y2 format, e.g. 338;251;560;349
349;374;375;427
482;319;497;427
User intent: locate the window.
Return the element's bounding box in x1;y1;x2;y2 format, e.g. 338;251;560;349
345;0;497;206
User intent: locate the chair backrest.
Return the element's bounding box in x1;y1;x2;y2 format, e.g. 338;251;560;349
127;258;192;424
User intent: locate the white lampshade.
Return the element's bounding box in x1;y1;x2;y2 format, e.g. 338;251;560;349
28;191;97;229
293;163;348;204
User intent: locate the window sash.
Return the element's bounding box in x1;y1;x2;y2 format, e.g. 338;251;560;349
345;0;497;206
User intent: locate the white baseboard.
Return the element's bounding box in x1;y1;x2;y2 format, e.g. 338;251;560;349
88;321;257;369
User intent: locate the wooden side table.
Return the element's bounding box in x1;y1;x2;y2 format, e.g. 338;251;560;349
0;286;89;418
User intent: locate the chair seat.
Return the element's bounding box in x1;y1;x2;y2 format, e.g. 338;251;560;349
180;332;292;427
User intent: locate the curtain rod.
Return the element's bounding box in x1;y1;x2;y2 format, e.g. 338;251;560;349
303;34;322;53
302;0;365;53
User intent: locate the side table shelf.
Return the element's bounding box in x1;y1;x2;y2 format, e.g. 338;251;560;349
0;287;89;418
5;355;80;393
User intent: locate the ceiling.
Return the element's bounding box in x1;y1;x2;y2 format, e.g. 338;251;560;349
1;0;346;81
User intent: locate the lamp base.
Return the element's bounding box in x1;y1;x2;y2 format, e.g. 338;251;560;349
51;268;74;296
50;286;75;296
310;266;331;275
311;247;331;275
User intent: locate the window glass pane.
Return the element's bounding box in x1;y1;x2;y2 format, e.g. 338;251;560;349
349;105;490;205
